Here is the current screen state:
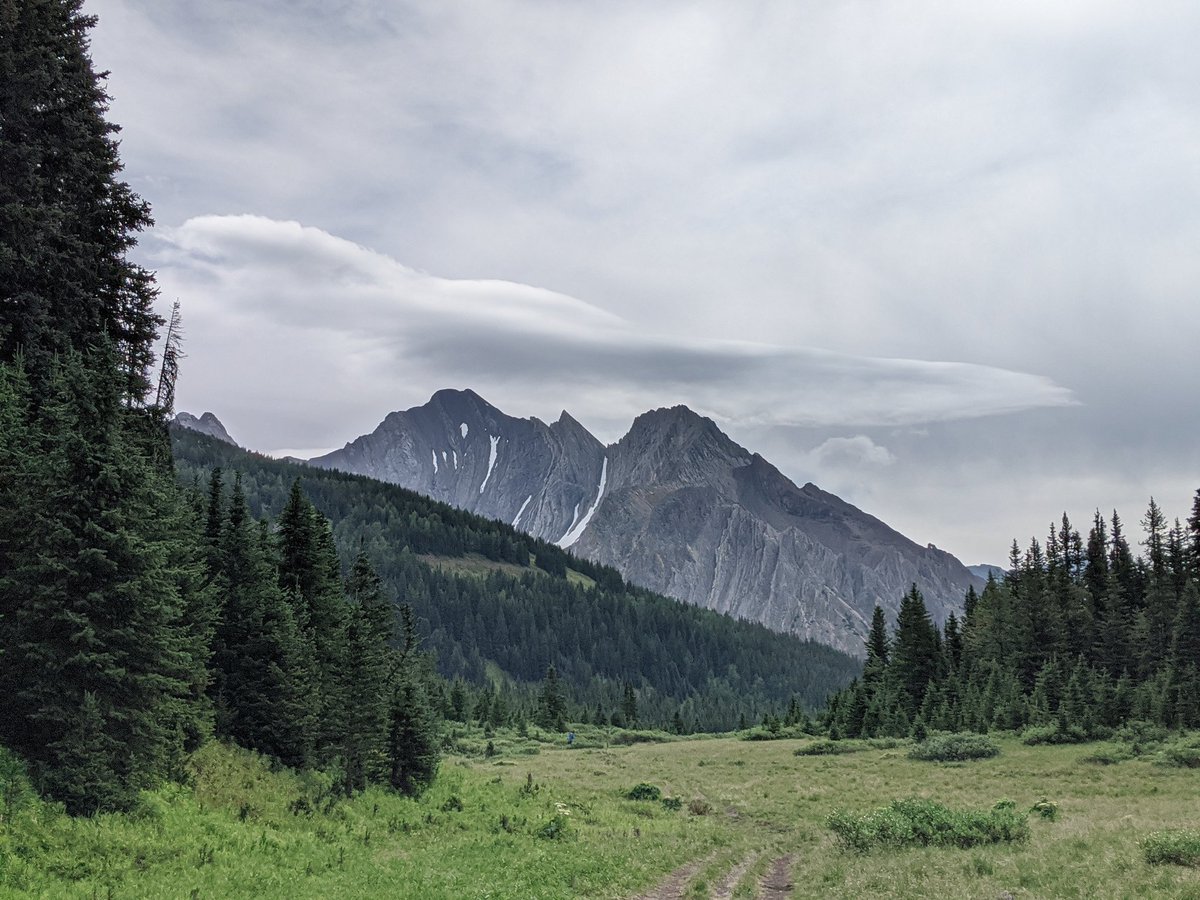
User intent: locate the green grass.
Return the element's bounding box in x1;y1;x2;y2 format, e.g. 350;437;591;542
5;731;1200;898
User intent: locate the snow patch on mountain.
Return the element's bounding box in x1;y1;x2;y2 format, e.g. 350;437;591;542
558;457;607;549
513;494;533;527
480;435;500;493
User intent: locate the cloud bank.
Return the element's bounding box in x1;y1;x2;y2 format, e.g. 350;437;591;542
155;215;1073;448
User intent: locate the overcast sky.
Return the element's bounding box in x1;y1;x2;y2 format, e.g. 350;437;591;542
87;0;1200;565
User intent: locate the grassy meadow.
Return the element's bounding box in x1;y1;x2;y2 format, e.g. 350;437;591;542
3;727;1200;899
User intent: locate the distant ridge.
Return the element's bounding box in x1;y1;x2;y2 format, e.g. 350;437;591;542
309;390;981;657
174;411;238;447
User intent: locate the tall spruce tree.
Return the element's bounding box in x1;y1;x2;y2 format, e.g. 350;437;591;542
0;0;160;398
889;586;940;717
276;480;351;763
0;352;210;811
341;551;393;792
208;476;315;769
0;0;217;812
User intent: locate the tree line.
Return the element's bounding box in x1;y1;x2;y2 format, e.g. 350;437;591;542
826;500;1200;740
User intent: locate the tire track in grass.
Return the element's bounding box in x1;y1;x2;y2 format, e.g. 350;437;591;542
629;853;714;900
710;850;761;900
758;854;795;897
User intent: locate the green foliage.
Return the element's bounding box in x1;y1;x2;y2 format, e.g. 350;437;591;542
1020;723;1091;746
1155;735;1200;769
535;813;572;840
827;798;1031;853
906;734;1000;762
626;783;662;801
796;740;864;756
1143;829;1200;867
1030;798;1058;821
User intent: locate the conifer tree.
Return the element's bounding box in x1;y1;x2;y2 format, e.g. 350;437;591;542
340;552;393;792
276;480;351;763
537;665;566;731
209;476;315;769
889;586;939;717
621;681;639;727
387;676;439;797
0;0;161;398
0;352;210;811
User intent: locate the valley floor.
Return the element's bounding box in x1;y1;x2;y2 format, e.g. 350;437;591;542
3;730;1200;898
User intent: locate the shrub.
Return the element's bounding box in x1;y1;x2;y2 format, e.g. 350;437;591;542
1021;723;1091;746
907;734;1000;762
611;731;670;746
626;783;662;801
1157;736;1200;769
661;796;683;811
1079;743;1132;765
1031;799;1058;821
1144;829;1200;867
795;739;864;756
1114;721;1169;748
536;813;572;840
827;798;1030;853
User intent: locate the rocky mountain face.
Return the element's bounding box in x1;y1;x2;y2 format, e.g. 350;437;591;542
174;411;238;447
309;389;980;657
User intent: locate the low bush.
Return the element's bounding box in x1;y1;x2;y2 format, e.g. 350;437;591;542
907;734;1000;762
1031;799;1058;821
1080;745;1132;766
535;813;572;840
827;798;1030;853
1021;723;1092;746
1143;829;1200;867
610;731;671;746
1158;744;1200;769
626;783;661;801
660;796;683;811
795;740;864;756
1114;721;1169;748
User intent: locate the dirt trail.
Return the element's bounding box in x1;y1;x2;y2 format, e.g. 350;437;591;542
757;854;795;897
709;851;760;900
628;855;712;900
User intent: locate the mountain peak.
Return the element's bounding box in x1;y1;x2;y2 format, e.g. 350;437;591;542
174;411;238;447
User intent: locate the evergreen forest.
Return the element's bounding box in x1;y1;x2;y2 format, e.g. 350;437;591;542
826;502;1200;742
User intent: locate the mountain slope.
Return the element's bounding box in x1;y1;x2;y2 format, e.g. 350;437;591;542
172;427;860;729
310;390;980;657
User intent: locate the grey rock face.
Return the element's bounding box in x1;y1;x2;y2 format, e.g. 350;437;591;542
174;411;239;447
311;390;980;657
309;389;606;545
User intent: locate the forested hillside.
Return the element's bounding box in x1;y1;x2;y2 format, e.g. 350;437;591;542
826;502;1200;740
173;429;861;730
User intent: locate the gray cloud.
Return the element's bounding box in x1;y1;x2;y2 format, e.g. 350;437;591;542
154;215;1072;446
83;0;1200;564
